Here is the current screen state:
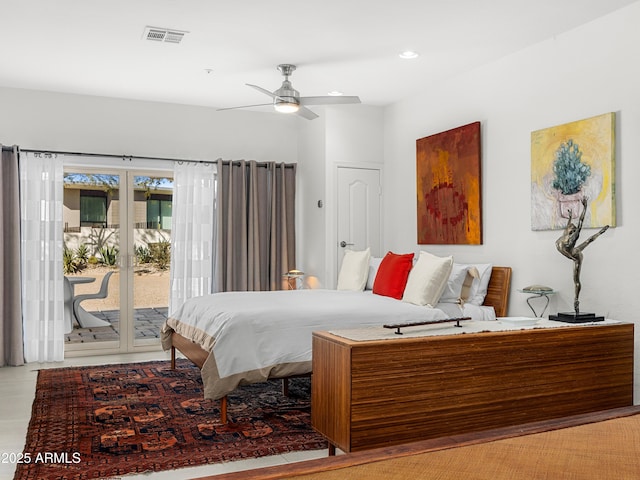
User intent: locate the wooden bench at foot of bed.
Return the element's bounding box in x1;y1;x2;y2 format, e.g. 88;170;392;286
311;321;634;454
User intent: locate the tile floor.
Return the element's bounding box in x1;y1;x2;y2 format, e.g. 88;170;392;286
0;350;328;480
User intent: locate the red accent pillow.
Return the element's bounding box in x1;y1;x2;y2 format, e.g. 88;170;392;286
372;252;415;299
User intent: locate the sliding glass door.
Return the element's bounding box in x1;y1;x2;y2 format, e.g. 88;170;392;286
130;173;172;349
63;161;173;355
63;170;122;353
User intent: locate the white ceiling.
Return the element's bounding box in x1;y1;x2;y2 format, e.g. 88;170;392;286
1;0;636;113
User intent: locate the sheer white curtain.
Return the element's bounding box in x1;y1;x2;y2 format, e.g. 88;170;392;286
20;152;65;362
169;162;216;314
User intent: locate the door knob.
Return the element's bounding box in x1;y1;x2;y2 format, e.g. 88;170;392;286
340;241;355;248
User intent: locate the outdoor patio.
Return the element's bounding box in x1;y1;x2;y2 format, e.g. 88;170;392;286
65;307;168;344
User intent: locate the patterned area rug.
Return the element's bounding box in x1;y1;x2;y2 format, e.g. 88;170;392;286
14;360;326;479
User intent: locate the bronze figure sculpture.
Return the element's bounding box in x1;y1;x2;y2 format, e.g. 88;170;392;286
555;197;609;316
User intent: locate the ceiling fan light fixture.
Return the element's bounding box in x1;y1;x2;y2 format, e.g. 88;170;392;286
274;100;300;113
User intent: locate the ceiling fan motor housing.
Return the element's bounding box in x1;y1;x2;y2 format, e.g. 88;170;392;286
274;79;300;106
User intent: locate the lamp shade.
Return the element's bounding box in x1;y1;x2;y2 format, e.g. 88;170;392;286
285;269;304;277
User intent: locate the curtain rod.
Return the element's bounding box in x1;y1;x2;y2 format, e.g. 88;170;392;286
20;148;220;165
19;148;296;168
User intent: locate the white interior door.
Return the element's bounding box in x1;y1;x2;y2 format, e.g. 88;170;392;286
336;166;382;274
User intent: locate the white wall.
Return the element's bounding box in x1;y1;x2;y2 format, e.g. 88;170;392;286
297;104;385;287
383;2;640;381
325;105;385;166
297;110;328;288
0;87;298;162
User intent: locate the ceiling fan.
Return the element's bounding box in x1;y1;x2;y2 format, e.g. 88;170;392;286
218;64;361;120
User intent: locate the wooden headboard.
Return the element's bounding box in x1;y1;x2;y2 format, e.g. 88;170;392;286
483;266;512;317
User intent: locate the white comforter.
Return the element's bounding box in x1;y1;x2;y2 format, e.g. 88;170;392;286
165;289;468;379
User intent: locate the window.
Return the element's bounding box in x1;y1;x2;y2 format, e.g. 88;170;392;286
146;194;172;230
80;192;107;227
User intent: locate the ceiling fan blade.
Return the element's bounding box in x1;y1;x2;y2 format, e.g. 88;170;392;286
300;96;361;106
247;83;280;99
216;103;273;111
296;105;319;120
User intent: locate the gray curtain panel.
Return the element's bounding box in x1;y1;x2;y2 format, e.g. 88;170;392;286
216;160;296;292
0;145;24;366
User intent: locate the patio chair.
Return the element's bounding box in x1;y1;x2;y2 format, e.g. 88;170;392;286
72;271;114;328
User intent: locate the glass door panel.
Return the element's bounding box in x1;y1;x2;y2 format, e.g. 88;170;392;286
63;165;173;354
131;174;173;347
63;171;121;351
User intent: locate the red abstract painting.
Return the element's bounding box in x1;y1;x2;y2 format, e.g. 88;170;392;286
416;121;482;244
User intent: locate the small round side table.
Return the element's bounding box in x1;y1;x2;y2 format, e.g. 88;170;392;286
518;288;557;317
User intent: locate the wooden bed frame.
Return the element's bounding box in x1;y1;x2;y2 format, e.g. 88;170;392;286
169;266;512;424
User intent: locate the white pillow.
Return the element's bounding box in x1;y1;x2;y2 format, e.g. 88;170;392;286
439;263;469;303
402;251;453;306
470;263;493;305
460;266;480;303
337;248;371;291
456;263;493;305
365;257;383;290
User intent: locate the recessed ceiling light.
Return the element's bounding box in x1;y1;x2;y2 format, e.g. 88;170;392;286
204;68;214;74
399;50;419;59
328;91;343;96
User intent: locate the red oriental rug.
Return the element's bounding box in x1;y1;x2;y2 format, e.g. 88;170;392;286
14;360;326;480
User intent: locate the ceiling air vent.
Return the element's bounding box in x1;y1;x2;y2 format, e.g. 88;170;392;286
142;26;188;44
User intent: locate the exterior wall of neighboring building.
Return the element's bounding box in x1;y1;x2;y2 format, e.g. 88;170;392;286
63;185;172;255
63;185;171;231
63;227;170;254
63;188;80;231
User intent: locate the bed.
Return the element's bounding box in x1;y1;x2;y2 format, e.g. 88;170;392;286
161;264;512;422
